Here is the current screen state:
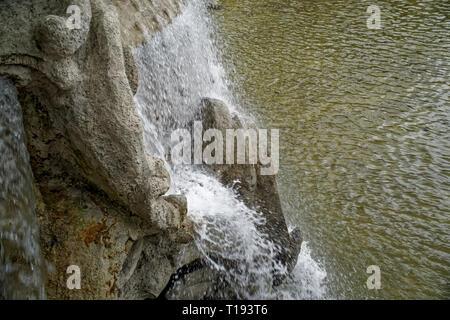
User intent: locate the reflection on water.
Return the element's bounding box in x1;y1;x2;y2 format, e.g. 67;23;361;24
213;0;449;299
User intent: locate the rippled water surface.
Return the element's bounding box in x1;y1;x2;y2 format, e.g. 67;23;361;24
212;0;450;299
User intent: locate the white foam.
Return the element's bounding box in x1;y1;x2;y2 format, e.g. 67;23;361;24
276;242;328;299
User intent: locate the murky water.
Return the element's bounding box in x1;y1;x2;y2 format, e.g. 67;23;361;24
212;0;450;299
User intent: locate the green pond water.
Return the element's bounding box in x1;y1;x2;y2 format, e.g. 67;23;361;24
212;0;449;299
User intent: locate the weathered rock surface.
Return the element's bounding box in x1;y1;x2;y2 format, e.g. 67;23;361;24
0;0;197;299
113;0;185;47
119;234;199;299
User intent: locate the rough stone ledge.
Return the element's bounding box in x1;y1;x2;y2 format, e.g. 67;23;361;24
0;0;198;299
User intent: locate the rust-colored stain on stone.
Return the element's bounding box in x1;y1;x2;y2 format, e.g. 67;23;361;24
79;217;115;248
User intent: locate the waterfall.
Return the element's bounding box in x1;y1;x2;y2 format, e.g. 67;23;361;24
0;77;45;299
135;0;327;299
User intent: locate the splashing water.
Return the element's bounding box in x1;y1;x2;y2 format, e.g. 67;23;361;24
134;0;327;299
275;242;328;300
0;77;45;299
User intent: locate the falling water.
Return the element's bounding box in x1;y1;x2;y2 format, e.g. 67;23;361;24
134;0;327;299
0;77;45;299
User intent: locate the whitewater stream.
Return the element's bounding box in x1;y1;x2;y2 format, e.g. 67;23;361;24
134;0;327;299
2;0;446;300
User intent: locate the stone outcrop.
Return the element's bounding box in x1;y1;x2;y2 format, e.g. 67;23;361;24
0;0;196;299
207;1;224;11
0;0;300;300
